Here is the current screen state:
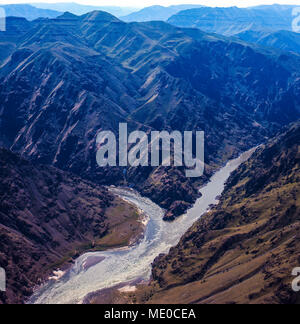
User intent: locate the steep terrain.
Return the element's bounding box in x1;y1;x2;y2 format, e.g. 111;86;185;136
0;12;299;220
168;5;297;36
128;122;300;304
0;148;142;304
235;30;300;54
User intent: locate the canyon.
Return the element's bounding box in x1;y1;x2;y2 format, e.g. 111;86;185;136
0;11;299;220
0;9;300;304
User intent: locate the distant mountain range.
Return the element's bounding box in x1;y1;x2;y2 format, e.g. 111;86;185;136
1;4;299;38
0;11;299;222
121;5;205;22
167;5;298;36
0;3;138;20
0;4;61;21
31;2;138;17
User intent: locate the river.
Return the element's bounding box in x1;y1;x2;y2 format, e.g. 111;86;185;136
28;148;255;304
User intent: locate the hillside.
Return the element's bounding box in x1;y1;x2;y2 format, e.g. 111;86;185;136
0;148;142;304
128;122;300;304
0;12;299;220
168;5;297;36
235;30;300;54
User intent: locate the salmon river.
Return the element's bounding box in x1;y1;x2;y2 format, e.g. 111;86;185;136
28;149;255;304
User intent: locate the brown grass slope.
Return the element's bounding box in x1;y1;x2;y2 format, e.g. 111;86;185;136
0;148;141;304
131;122;300;304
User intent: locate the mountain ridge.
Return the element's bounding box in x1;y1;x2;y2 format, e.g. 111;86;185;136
31;2;138;17
235;30;300;54
1;4;61;21
121;4;205;22
167;5;298;36
0;11;299;220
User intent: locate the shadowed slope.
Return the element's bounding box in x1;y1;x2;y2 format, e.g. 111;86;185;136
0;12;299;219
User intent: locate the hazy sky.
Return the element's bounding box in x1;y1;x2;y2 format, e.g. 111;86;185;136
0;0;299;8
